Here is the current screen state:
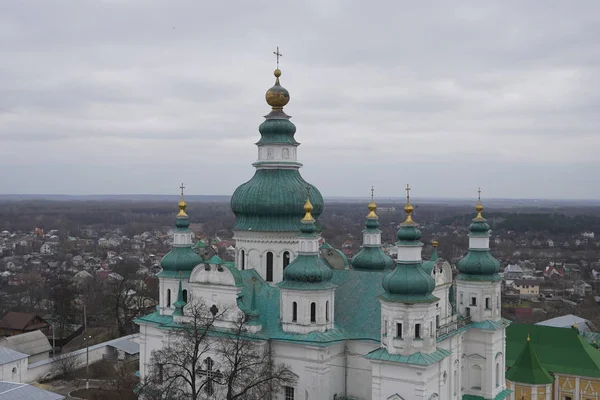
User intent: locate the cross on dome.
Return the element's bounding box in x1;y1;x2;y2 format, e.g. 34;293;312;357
273;46;282;69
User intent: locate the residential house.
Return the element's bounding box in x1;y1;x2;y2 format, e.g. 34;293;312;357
512;279;540;297
544;265;565;279
504;264;524;280
0;312;50;336
39;243;53;255
574;281;593;297
547;239;554;247
0;330;52;363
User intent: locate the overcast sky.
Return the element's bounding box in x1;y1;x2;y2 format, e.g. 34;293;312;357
1;1;599;199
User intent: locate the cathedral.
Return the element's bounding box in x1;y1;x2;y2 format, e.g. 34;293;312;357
136;66;511;400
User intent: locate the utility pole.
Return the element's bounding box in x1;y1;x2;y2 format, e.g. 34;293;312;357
84;335;92;390
52;324;55;357
83;305;87;332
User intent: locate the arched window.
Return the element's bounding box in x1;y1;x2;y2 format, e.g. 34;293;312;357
12;367;16;374
326;301;330;321
266;252;274;282
495;362;500;387
183;289;188;303
471;365;483;389
283;251;290;269
310;302;316;323
240;250;245;270
167;289;171;307
292;302;297;322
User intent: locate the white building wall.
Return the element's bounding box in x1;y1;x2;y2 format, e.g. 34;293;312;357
271;341;345;400
462;328;506;399
456;280;502;323
280;288;335;333
347;340;379;400
0;358;27;383
233;231;298;284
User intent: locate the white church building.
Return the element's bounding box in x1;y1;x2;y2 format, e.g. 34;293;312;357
136;67;510;400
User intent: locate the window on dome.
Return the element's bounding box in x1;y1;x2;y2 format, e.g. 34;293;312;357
292;302;297;322
326;301;329;321
266;252;274;282
167;289;171;308
283;251;290;269
436;315;440;328
183;290;188;303
241;250;245;270
415;324;421;339
310;302;316;323
460;293;463;305
471;297;477;306
485;297;490;309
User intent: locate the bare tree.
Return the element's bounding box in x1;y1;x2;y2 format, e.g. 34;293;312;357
53;352;80;379
219;316;297;400
142;300;296;400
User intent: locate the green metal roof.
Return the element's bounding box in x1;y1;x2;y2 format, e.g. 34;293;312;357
381;262;437;304
505;339;554;385
457;249;501;278
231;169;324;232
470;319;511;331
364;347;451;366
422;246;438;276
352;246;394;271
160;246;202;272
506;323;600;378
256;118;300;146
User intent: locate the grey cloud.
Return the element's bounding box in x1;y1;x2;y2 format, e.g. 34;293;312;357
1;0;600;198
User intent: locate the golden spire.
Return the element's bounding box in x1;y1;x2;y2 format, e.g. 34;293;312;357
367;186;378;218
475;186;484;220
302;186;314;222
432;240;439;247
177;183;188;217
265;47;290;110
527;333;531;342
403;184;414;223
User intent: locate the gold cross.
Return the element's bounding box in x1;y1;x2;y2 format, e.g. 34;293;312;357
273;46;282;69
478;187;481;201
306;185;311;199
405;184;411;203
371;185;374;200
180;183;185;197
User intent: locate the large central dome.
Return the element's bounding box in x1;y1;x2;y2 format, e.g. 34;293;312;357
231;170;323;232
231;68;324;233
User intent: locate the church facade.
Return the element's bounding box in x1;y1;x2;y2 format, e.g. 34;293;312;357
136;67;510;400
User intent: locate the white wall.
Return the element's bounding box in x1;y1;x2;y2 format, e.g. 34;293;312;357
0;358;27;383
233;231;298;284
26;334;139;383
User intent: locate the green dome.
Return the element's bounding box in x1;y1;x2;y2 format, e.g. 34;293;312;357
352;247;394;271
160;247;203;272
256;119;299;146
457;249;500;277
231;169;324;232
279;255;335;290
381;262;437;303
470;220;490;235
422;245;438;276
397;225;422;242
175;215;189;229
